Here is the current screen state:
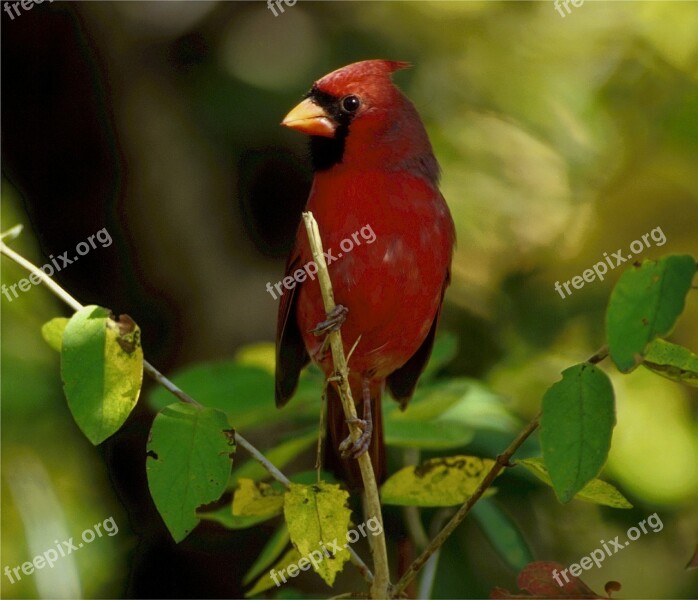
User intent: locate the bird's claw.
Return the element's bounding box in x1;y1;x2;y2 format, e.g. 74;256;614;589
310;305;348;336
339;415;373;459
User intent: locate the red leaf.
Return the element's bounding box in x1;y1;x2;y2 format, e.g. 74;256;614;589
490;561;605;599
687;543;698;569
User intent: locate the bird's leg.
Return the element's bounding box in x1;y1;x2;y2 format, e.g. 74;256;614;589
338;378;373;459
310;304;348;336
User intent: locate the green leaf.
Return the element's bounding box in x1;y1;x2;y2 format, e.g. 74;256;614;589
147;403;235;542
41;317;69;351
420;379;521;432
471;497;534;571
245;547;302;597
540;363;615;503
385;418;474;449
233;479;284;518
606;254;696;372
393;378;515;423
243;525;291;585
381;455;496;506
283;482;351;586
384;379;519;449
516;457;632;509
642;338;698;386
60;305;143;444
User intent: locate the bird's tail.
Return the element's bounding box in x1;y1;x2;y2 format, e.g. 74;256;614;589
325;383;386;490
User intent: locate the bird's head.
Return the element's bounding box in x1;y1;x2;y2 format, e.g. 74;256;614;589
282;60;436;176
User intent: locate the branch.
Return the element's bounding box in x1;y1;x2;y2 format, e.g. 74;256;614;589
393;341;612;594
0;227;376;583
393;414;541;596
301;212;390;599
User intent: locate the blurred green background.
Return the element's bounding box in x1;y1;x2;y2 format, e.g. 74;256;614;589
2;1;697;598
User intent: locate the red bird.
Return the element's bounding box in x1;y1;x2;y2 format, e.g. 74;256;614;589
275;60;455;487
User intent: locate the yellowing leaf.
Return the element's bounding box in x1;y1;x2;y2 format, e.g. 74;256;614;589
234;342;276;374
517;457;632;509
233;479;284;518
41;317;68;352
381;455;496;506
198;504;273;530
61;306;143;444
283;482;351;586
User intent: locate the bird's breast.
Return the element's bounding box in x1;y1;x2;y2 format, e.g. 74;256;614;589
296;168;454;380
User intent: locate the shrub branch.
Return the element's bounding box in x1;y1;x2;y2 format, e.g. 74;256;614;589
0;227;374;585
301;212;390;599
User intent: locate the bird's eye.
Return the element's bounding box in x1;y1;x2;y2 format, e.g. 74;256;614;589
340;95;361;113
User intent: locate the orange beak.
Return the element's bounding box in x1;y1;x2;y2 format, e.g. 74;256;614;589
281;97;336;138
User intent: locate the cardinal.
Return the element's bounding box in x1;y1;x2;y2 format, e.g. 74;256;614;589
275;60;455;488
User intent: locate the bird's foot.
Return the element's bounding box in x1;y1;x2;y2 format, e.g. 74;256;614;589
310;304;348;336
339;415;373;459
338;388;373;459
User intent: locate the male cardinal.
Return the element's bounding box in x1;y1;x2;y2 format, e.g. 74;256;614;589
275;60;455;488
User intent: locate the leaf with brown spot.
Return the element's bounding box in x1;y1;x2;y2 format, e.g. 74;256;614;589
382;455;496;506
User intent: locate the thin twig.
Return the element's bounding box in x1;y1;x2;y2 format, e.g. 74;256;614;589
0;227;375;584
393;414;541;596
389;343;610;593
0;238;84;312
316;383;327;482
302;212;390;599
587;344;609;365
142;360;202;407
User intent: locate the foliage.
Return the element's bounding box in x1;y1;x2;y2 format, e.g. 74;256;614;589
27;239;696;597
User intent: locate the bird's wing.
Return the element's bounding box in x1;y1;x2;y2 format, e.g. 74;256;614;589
386;268;450;410
275;250;311;407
